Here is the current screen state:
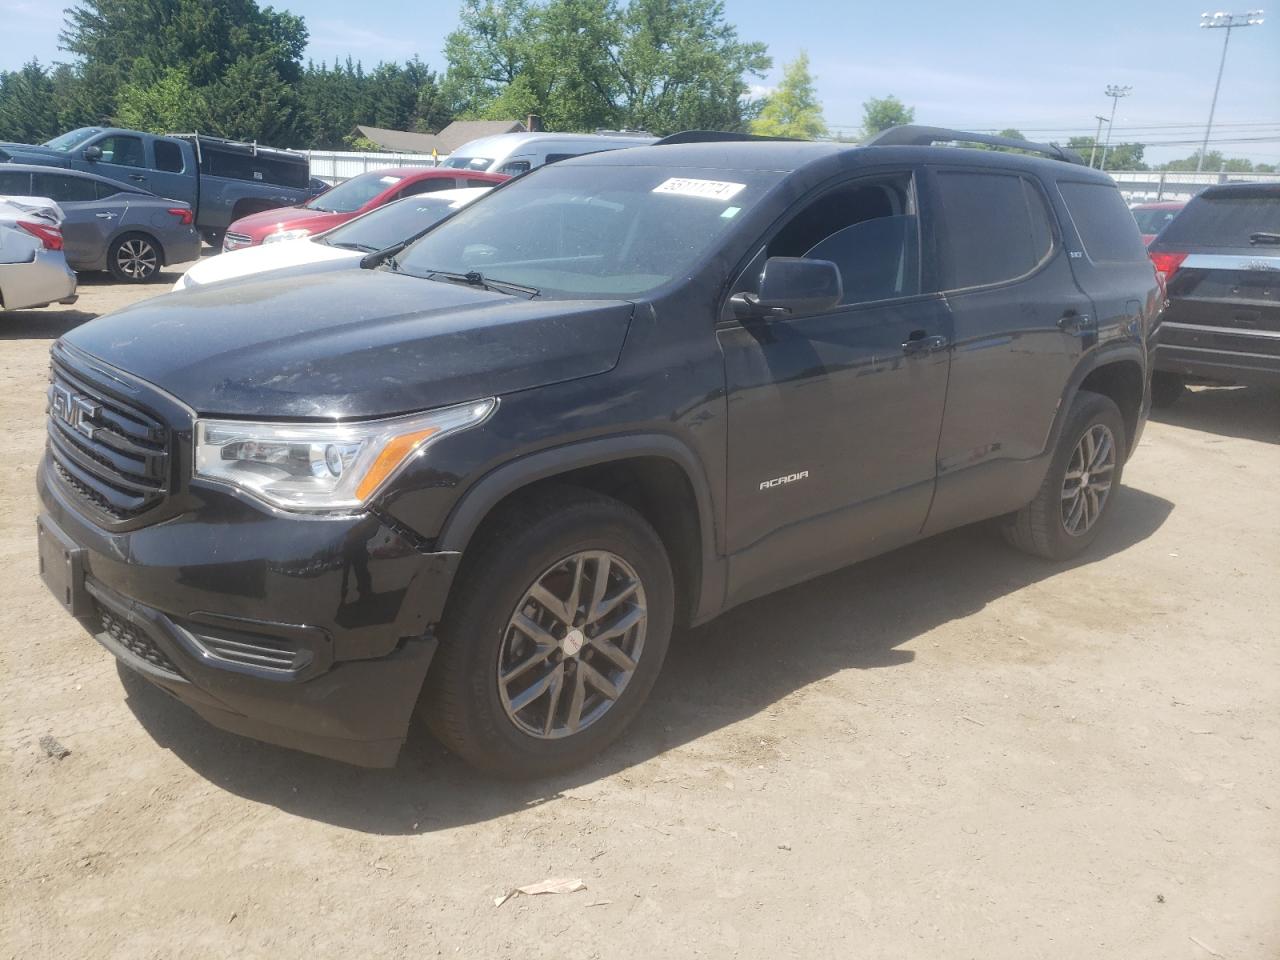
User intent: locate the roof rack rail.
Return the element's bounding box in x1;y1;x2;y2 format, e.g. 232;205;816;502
864;125;1085;165
653;130;802;146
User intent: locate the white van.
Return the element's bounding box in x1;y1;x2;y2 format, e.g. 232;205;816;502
441;132;656;176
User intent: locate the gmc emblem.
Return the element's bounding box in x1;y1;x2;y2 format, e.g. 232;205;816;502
50;385;100;440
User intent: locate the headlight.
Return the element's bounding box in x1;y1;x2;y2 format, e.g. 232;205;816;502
194;400;496;512
263;228;313;244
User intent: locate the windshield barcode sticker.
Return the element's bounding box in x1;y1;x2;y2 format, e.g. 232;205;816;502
652;178;746;201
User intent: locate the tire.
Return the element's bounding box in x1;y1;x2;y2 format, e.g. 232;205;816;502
107;233;162;283
424;485;675;777
1150;371;1185;408
1003;390;1127;561
201;230;225;252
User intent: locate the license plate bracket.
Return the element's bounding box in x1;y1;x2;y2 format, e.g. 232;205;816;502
37;514;91;618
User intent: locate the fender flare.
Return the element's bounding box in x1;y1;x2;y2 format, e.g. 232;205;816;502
434;433;726;620
1047;343;1147;455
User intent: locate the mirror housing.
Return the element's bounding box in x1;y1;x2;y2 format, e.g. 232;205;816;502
83;145;102;161
730;257;842;320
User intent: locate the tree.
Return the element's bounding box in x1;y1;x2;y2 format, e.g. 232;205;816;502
1066;136;1146;170
750;52;825;139
860;95;913;140
443;0;770;134
0;61;59;143
115;66;208;132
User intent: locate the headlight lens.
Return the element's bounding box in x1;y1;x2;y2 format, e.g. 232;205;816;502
194;400;496;511
263;228;313;244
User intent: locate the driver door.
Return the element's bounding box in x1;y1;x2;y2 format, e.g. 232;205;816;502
718;168;953;604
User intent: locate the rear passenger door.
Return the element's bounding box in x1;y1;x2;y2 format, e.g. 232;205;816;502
146;138;197;207
922;166;1093;535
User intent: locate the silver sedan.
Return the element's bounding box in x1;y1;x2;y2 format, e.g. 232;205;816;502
0;200;76;311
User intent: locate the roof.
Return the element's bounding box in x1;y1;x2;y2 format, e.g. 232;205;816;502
0;162;149;193
448;131;658;158
354;120;525;154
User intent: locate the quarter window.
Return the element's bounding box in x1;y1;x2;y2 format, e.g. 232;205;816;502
1060;180;1164;262
153;140;185;173
96;135;145;168
935;171;1054;289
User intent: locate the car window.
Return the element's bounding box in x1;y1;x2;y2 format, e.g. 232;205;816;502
1132;207;1179;235
32;172;98;203
1154;189;1280;247
0;171;33;194
935;171;1055;289
323;196;460;251
400;163;782;299
305;172;402;213
97;135;145;168
546;152;585;164
443;156;494;171
498;160;531;175
764;175;920;306
397;178;455;199
153;140;185;173
1058;181;1148;262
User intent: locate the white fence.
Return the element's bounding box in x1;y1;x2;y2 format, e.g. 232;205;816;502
303;149;448;183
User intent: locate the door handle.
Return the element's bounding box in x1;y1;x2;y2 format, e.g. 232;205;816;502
1057;312;1094;335
95;212;116;219
902;332;949;356
128;174;147;182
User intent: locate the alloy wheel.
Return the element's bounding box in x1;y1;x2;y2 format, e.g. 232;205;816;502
1061;423;1116;536
497;550;647;739
116;239;158;280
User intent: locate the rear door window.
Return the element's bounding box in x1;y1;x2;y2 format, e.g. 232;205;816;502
934;170;1055;289
1154;188;1280;247
32;172;98;203
1058;181;1148;262
153;140;185;173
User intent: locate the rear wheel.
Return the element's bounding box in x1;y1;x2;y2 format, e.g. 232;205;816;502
107;233;162;282
424;486;674;777
1150;371;1185;408
1003;390;1126;560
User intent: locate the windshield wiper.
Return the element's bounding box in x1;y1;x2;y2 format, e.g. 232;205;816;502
420;269;539;298
1249;231;1280;245
360;240;408;270
326;240;375;252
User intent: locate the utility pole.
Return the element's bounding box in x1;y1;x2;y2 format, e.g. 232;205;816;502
1089;114;1109;168
1099;85;1131;171
1197;10;1265;171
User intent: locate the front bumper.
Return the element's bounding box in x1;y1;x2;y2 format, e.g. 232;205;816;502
38;456;461;767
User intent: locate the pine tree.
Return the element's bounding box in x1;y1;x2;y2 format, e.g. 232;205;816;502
750;52;826;140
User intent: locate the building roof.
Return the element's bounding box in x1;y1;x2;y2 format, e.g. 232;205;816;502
354;120;525;155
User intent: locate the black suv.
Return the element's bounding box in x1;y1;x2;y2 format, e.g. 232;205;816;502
36;127;1159;776
1147;182;1280;406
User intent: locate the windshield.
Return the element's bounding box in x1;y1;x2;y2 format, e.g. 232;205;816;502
443;156;494;171
322;195;465;251
305;171;403;213
397;164;778;299
43;128;102;152
1132;206;1181;235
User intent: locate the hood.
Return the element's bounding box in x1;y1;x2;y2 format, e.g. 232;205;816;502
229;205;345;239
0;143;70;165
63;268;634;419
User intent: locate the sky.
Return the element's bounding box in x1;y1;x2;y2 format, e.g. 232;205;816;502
2;0;1278;166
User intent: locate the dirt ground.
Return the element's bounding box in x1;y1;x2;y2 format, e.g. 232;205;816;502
2;267;1278;960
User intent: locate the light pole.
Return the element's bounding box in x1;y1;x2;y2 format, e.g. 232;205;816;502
1089;114;1109;168
1197;10;1265;171
1099;85;1131;171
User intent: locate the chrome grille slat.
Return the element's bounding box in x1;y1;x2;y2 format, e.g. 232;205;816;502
47;357;170;520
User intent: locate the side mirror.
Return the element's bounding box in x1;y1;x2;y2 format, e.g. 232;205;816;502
730;257;842;320
83;145;102;161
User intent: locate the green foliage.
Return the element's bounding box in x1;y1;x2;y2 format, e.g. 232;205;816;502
0;61;59;143
750;52;826;140
444;0;770;134
1160;150;1262;173
1066;136;1147;170
116;66;207;132
860;95;913;140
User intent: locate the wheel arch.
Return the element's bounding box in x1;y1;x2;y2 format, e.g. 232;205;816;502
435;435;726;626
1052;347;1147;459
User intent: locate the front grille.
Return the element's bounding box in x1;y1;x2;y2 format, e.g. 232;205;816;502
223;232;252;251
99;604;182;677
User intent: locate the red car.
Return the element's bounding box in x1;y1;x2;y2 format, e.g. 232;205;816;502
1131;200;1186;246
222;168;508;251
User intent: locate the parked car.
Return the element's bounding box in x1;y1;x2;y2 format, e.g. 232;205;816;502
0;164;200;281
1147;182;1280;405
0;127;312;247
0;197;76;311
174;187;493;290
36;126;1158;776
1131;200;1187;245
441;131;657;175
221;168;507;251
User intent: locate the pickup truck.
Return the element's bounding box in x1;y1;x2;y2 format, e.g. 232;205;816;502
0;127;312;247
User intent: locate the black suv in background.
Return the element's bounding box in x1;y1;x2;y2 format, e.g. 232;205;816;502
37;128;1159;776
1147;182;1280;406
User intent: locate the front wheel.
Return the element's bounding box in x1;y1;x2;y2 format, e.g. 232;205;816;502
424;487;674;777
107;233;162;282
1003;390;1127;560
